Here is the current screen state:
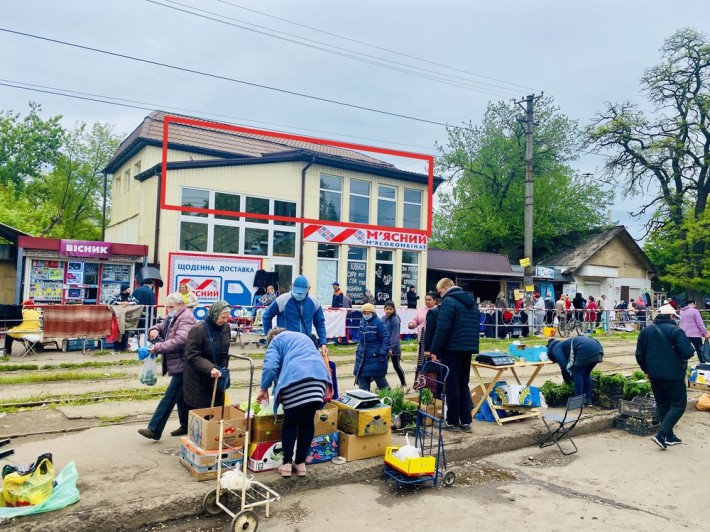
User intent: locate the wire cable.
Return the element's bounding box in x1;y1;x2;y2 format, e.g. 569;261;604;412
0;27;471;130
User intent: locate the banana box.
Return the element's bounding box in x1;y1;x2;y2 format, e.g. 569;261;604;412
332;400;391;436
506;384;541;407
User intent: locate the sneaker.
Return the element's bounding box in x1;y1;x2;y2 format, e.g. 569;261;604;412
170;426;187;437
461;424;472;433
666;434;682;446
292;462;307;477
138;428;160;441
278;463;292;478
443;423;460;432
651;433;667;450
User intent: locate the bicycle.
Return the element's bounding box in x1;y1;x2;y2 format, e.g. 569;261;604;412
556;312;583;337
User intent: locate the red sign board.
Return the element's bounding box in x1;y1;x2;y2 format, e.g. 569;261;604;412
60;240;113;258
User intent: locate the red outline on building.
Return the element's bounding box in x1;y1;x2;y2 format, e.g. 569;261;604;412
160;115;434;237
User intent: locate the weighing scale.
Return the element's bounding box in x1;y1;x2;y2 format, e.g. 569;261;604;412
475;353;516;366
337;390;381;409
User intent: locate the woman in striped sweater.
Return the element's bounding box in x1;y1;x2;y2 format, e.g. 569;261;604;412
257;328;332;478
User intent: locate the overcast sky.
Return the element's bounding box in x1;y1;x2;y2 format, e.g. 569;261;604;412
3;0;710;241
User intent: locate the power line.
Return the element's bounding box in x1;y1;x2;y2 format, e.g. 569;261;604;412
150;0;524;98
0;79;440;153
0;27;472;131
212;0;538;93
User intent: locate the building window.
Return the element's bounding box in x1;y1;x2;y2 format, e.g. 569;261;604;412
347;246;368;304
123;169;130;193
244;227;269;255
374;249;393;304
317;244;339;303
215;192;240;220
213;225;239;254
403;189;422;229
401;251;419;305
245;196;269;224
319;174;342;222
182;188;209;217
178;188;297;259
377;185;396;227
180;221;208;252
349;180;370;225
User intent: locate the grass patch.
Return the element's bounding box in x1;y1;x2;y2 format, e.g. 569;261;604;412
0;371;128;385
0;364;40;372
0;386;167;413
91;350;115;356
99;415;128;424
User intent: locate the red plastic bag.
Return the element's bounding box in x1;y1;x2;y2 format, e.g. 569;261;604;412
106;316;119;344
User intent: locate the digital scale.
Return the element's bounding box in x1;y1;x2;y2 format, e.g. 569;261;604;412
337;390;381;409
476;353;516;366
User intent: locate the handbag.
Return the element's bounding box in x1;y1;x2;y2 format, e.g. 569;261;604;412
207;324;230;393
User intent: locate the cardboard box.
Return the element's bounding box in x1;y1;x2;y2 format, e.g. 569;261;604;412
188;405;247;451
247;440;283;472
384;446;436;476
313;403;339;437
333;400;391;436
507;344;547;362
179;436;243;468
305;432;339;464
506;385;541;407
338;430;391;461
180;456;243;482
248;412;284;443
689;381;710;391
689;366;710;385
470;382;494;407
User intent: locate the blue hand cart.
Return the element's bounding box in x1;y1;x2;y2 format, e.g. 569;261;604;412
383;360;456;488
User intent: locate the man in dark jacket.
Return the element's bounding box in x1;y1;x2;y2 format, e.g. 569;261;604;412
132;280;156;331
331;282;344;308
430;278;480;433
547;336;604;405
406;285;419;309
635;304;694;450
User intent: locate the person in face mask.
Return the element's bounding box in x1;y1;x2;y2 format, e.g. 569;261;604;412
138;293;196;440
261;275;329;357
354;303;391;391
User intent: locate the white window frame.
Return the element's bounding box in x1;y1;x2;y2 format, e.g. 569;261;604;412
319;174;343;222
349;179;371;225
403;188;422;230
377;185;397;227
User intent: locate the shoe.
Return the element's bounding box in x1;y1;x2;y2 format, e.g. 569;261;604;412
651;433;667;450
170;426;187;437
443;423;460;432
461;424;472;433
292;462;307;477
138;428;160;441
278;463;292;478
584;401;593;407
666;434;682;446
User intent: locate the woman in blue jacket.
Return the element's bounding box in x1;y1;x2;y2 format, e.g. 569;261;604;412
547;336;604;406
354;303;391;391
258;328;331;478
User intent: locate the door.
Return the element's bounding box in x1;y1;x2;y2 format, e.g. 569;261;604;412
272;263;294;296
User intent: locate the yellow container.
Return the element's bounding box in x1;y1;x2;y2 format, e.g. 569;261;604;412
543;327;557;337
384;446;436;476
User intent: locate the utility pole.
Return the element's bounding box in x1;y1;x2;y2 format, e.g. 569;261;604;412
516;93;542;298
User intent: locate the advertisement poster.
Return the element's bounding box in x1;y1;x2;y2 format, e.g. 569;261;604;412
374;262;393;303
400;264;418;306
346;260;367;304
168;253;262;319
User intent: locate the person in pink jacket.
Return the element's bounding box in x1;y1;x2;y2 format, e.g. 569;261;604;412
679;300;710;362
407;291;439;373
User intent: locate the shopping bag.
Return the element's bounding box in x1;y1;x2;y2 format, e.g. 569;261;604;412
139;356;157;386
216;367;231;393
106;316;119;344
1;453;54;507
701;340;710;363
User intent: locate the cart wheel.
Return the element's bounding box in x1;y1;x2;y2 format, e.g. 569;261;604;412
443;471;456;487
202;489;224;516
232;510;258;531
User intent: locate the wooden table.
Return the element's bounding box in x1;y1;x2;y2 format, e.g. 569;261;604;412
470;360;552;426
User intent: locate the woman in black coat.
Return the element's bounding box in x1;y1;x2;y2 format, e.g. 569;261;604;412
183;300;231;410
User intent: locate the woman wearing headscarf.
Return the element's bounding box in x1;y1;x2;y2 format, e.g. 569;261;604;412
3;300;41;355
257;328;332;477
183;300;232;411
178;282;199;309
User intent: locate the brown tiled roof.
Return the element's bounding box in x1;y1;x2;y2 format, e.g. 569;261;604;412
427;248;521;277
539;226;656;274
105;111;394;173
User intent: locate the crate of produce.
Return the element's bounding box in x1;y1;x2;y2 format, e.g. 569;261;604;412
592;391;623;410
618;396;657;420
384;447;436;477
613;415;660;437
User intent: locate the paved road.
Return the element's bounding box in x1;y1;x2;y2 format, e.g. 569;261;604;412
147;408;709;532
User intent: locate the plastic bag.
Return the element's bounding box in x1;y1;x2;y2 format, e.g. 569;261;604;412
1;453;54;507
393;434;421;462
697;393;710;412
139;356;157;386
0;462;79;517
219;468;253;491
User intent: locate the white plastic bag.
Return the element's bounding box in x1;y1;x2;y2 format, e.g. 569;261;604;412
139;356;157;386
219;468;253;491
394;433;421;462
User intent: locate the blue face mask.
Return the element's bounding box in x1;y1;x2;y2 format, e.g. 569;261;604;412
292;291;306;302
167;310;177;319
363;313;373;320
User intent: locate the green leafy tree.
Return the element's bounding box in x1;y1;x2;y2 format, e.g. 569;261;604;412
434;96;612;259
0;102;65;189
585;28;710;296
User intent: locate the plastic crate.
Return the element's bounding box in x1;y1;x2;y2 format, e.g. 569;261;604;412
592;391;623;410
613;415;660;436
384;447;436;477
619;396;657;420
